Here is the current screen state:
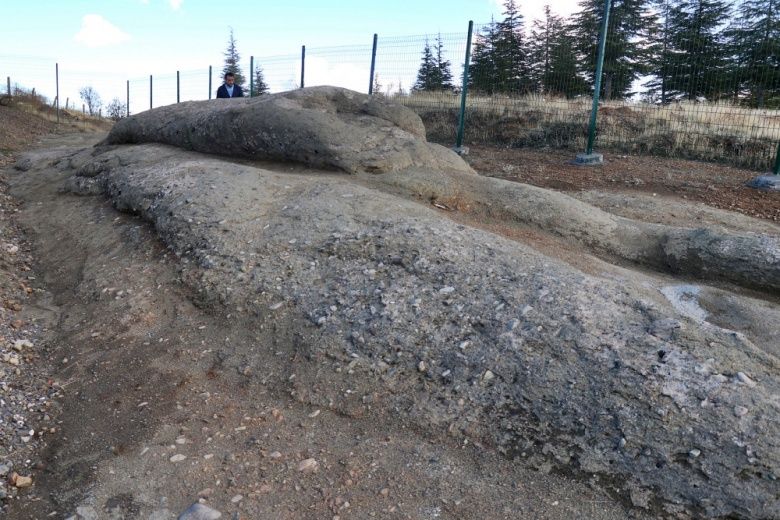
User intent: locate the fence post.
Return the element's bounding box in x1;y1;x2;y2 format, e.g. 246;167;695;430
455;21;474;155
55;63;60;124
300;45;306;89
6;76;9;97
209;65;212;100
149;74;153;110
126;80;130;117
177;71;180;103
65;97;68;110
576;0;612;165
250;56;254;97
368;34;378;95
774;142;780;176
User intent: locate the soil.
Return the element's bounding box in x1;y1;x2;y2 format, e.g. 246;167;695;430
465;146;780;223
0;104;777;520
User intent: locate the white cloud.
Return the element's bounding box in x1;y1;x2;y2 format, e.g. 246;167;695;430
169;0;183;10
74;14;130;47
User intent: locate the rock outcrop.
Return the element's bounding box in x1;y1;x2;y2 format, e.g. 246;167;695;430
103;86;472;175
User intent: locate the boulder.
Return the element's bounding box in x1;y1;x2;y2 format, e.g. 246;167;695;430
103;86;473;175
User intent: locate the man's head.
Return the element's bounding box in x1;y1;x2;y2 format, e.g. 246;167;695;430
224;72;235;86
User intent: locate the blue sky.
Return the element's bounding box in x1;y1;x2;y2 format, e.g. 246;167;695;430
1;0;580;113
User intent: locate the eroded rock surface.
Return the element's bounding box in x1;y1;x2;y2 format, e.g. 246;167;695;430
48;142;779;519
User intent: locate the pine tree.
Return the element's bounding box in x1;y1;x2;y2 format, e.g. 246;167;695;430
434;34;455;91
413;39;437;91
572;0;658;99
645;0;674;103
492;0;533;94
727;0;780;107
468;18;500;94
413;35;455;91
251;64;269;96
222;28;245;86
529;6;588;97
662;0;731;101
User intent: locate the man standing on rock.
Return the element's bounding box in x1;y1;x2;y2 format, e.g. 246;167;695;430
216;72;244;99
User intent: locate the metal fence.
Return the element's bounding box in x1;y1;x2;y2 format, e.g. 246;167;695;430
2;1;779;171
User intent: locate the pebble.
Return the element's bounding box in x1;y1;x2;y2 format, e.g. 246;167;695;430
736;372;757;388
10;472;33;488
170;454;187;462
308;409;321;418
417;361;427;373
298;458;318;473
482;370;495;382
12;339;33;351
177;502;222;520
268;451;282;459
689;449;701;458
230;494;243;504
734;406;749;417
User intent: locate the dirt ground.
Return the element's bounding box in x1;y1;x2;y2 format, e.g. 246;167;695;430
0;105;777;519
465;146;780;222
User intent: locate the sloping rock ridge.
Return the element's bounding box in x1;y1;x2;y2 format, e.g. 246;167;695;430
44;141;779;519
102;86;473;175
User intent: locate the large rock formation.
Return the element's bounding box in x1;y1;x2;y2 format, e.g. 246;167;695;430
32;87;776;517
103;86;472;175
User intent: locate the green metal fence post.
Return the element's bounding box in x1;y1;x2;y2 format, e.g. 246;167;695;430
177;71;180;103
149;75;153;110
576;0;612;165
454;20;474;155
208;65;212;100
126;80;130;117
250;56;254;97
301;45;306;89
368;34;378;95
55;63;60;124
774;142;780;176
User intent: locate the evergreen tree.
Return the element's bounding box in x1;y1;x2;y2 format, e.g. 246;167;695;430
492;0;533;93
662;0;732;101
529;6;588;97
727;0;780;107
413;35;455;91
572;0;658;99
251;64;269;96
645;0;674;103
413;39;437;91
222;28;245;86
434;34;455;91
468;18;500;94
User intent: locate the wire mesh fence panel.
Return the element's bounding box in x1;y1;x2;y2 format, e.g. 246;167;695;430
179;68;211;102
304;44;374;92
128;76;150;115
579;0;780;169
248;54;301;94
372;32;468;143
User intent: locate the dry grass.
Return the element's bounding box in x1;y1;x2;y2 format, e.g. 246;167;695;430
396;92;779;170
4;89;112;133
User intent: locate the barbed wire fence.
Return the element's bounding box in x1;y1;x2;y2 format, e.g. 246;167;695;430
2;0;779;171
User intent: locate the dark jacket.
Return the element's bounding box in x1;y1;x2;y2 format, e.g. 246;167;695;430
216;84;244;98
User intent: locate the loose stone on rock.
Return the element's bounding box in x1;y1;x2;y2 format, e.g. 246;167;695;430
177;502;222;520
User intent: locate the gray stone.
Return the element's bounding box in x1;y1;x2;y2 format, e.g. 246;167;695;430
574;152;604;165
746;174;780;191
177;502;221;520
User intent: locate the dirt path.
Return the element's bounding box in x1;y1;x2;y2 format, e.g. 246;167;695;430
3;133;649;519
